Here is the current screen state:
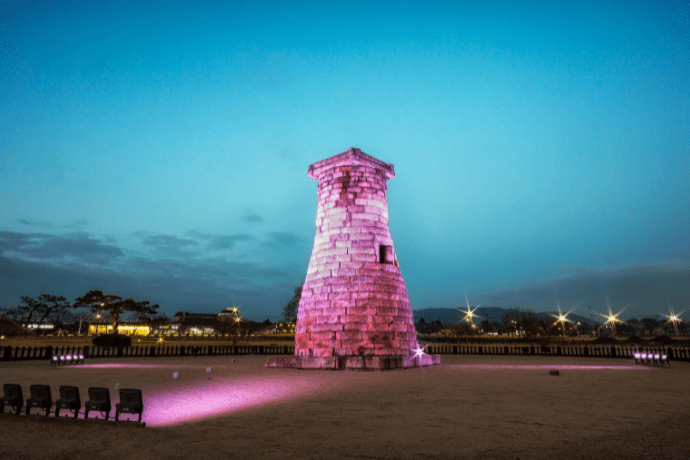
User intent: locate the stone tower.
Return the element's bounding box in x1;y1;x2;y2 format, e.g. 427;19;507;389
267;147;439;370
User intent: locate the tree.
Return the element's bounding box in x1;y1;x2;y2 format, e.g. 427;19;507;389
430;319;444;334
282;284;303;323
0;305;22;321
215;314;239;336
415;318;432;334
5;294;73;323
499;307;539;337
640;317;660;336
450;321;475;343
626;318;642;335
74;290;159;334
1;295;76;336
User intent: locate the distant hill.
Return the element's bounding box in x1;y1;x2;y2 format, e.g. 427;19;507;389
412;308;597;326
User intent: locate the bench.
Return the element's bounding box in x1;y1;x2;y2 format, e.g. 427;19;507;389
115;388;143;422
26;384;52;416
84;387;111;420
0;383;23;415
55;385;81;418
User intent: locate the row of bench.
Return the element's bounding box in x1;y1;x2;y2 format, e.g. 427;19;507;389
0;384;144;422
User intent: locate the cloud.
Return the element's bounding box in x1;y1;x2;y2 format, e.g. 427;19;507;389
16;219;51;227
122;256;291;284
207;234;254;250
477;261;690;318
60;219;89;229
265;231;303;248
0;230;125;264
140;234;199;247
244;214;264;224
0;249;299;321
182;230;256;250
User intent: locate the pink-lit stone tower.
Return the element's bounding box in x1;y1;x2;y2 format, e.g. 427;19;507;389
266;148;439;370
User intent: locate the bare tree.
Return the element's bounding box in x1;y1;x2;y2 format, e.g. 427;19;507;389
282;284;302;323
1;295;76;336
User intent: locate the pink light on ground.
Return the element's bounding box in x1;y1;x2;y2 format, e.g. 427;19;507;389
67;361;649;426
71;363;352;427
143;377;325;427
75;364;207;370
445;364;650;371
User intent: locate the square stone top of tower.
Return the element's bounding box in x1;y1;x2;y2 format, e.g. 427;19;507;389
308;147;395;180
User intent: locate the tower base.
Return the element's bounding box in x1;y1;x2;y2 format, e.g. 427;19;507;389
265;354;440;371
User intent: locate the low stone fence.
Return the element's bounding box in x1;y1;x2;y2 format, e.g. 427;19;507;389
424;343;690;361
3;343;689;362
2;344;295;361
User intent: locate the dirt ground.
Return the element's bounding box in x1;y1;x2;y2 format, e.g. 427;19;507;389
1;354;688;460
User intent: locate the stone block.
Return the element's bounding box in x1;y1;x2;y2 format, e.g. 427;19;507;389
312;331;336;341
336;331;366;341
332;268;357;277
340;261;364;269
325;277;352;285
330;299;353;309
316;306;347;316
316;315;341;324
309;323;343;333
373;314;396;323
346;306;376;315
351;240;376;248
329;283;353;292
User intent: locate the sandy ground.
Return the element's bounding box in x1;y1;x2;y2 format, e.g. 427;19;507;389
1;354;689;460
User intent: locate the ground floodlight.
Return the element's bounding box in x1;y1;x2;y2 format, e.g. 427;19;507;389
55;385;81;418
115;388;144;423
51;356;58;368
26;384;53;416
84;387;111;420
0;384;24;415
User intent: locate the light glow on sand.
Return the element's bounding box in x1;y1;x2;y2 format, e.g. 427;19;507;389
447;364;650;371
69;361;650;427
73;363;350;427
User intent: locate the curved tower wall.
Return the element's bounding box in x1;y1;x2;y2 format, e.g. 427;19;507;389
295;148;418;358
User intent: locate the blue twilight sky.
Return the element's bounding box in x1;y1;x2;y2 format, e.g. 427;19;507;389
1;0;689;322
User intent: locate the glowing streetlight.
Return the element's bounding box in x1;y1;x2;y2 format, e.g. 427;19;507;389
550;305;572;338
458;304;482;326
662;308;684;336
596;306;625;336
